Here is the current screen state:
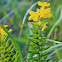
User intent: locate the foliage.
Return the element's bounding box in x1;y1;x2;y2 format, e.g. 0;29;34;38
0;0;62;62
27;22;51;62
27;1;52;62
0;37;19;62
0;25;22;62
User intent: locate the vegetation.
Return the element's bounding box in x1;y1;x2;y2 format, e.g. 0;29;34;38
0;0;62;62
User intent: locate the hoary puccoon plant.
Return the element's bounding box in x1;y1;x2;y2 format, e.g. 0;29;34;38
0;25;22;62
0;1;52;62
27;1;52;62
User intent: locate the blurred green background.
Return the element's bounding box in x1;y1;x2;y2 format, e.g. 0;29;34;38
0;0;62;61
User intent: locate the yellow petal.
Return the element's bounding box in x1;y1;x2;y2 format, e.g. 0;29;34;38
38;1;42;6
4;25;8;27
29;10;35;15
41;25;46;31
28;16;32;20
9;29;12;32
41;22;48;31
36;8;40;13
38;1;50;7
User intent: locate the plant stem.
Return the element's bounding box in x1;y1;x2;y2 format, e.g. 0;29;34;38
38;43;40;62
38;28;40;62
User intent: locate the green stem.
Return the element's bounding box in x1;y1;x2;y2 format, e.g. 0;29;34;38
38;43;40;62
38;27;40;62
1;25;22;62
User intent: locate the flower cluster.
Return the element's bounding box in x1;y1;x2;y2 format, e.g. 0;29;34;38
0;25;12;37
28;1;52;31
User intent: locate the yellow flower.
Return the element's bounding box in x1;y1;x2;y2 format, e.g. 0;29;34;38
38;1;50;8
9;29;12;32
28;1;52;31
29;8;40;21
40;8;52;18
38;21;48;31
0;25;12;37
41;22;48;31
29;2;51;21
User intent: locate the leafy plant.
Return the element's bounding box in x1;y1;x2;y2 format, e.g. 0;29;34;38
27;22;51;62
27;1;52;62
0;25;22;62
0;37;19;62
0;0;62;62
